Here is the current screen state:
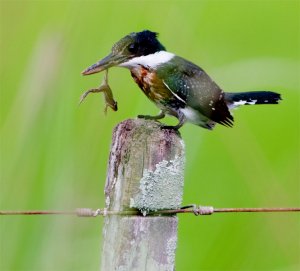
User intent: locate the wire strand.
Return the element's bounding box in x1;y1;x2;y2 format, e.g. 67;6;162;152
1;206;299;217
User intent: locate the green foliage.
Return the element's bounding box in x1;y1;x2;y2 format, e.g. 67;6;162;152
1;0;299;270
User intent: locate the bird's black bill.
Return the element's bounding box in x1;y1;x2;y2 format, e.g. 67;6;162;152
82;53;128;75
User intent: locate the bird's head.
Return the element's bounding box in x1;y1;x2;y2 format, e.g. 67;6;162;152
82;30;166;75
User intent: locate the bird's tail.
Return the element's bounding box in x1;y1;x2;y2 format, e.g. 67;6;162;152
225;91;282;109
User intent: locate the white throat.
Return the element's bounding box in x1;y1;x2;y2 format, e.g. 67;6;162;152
119;51;175;69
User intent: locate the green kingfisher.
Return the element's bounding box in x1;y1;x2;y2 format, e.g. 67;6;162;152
82;30;281;130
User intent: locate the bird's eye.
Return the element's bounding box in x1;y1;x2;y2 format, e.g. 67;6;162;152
128;43;137;53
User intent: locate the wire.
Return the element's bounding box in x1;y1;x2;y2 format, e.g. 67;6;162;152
1;206;299;217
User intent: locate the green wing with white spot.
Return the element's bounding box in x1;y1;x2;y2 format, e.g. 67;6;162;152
157;55;233;126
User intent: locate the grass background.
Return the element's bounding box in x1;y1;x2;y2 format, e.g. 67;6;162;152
1;0;299;270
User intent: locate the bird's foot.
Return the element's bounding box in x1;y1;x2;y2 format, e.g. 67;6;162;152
160;111;185;130
137;111;165;120
137;114;156;120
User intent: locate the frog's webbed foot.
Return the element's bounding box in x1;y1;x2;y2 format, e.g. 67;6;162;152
79;70;118;113
79;88;103;105
104;101;118;114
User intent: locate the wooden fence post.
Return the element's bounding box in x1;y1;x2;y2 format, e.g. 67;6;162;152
101;119;185;271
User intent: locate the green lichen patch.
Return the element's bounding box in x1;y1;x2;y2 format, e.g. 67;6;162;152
130;155;185;214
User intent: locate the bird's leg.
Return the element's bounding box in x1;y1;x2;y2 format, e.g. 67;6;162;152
137;110;165;120
160;110;186;130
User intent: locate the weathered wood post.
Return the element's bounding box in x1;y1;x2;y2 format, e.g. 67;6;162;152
101;119;185;271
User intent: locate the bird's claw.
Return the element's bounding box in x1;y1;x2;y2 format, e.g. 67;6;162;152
137;114;153;120
160;125;180;130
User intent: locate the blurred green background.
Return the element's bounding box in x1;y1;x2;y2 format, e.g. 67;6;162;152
1;0;299;270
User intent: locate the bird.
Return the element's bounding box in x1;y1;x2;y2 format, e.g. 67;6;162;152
82;30;281;130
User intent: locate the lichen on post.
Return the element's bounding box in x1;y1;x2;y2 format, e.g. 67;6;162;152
101;119;185;271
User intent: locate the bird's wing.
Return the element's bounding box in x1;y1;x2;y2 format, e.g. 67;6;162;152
158;56;233;127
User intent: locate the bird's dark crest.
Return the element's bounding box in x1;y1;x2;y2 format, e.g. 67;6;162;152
132;30;166;56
